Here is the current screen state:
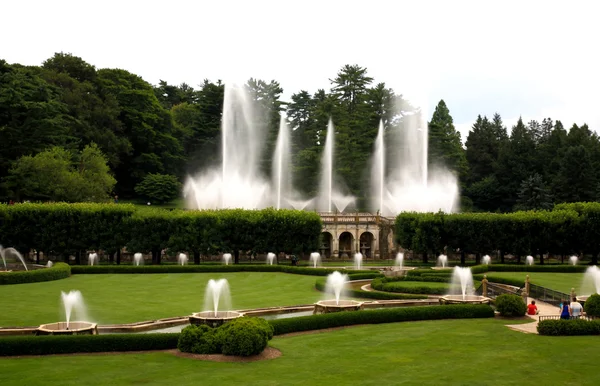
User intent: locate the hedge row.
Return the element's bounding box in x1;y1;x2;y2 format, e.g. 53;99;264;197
396;203;600;264
0;262;71;285
537;319;600;335
269;305;495;335
0;333;179;356
371;278;450;295
0;204;323;264
472;274;524;288
314;279;427;300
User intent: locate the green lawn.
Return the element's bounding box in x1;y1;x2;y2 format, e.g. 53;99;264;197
1;318;598;385
487;272;584;294
0;273;322;327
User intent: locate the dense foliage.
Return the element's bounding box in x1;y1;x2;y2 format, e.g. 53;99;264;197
218;317;274;356
537;319;600;336
494;294;527;316
583;294;600;317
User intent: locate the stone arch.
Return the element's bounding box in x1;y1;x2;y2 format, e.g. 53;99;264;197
359;231;375;258
320;232;333;258
338;231;354;258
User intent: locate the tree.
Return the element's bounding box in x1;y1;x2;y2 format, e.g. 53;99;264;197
554;145;597;203
134;173;182;204
515;174;553;210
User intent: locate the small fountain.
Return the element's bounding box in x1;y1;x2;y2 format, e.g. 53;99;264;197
525;255;534;266
37;290;97;335
0;245;28;271
482;255;491;265
395;252;404;270
46;261;53;268
133;253;143;266
440;267;491;304
189;279;242;327
178;253;188;266
354;252;363;270
569;255;578;266
434;254;448;269
309;252;321;268
314;271;363;314
222;253;232;265
266;252;276;265
578;266;600;302
88;252;98;266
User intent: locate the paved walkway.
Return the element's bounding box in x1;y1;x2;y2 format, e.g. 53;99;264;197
505;297;559;334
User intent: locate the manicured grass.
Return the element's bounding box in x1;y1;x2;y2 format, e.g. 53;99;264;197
487;272;584;294
1;318;599;385
0;273;322;326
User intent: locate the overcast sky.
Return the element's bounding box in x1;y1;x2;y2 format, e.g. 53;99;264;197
2;0;598;141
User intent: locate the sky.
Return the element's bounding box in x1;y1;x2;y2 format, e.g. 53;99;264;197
2;0;599;141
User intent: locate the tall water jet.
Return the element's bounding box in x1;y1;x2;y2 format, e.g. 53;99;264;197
88;253;98;266
324;271;348;305
580;266;600;300
272;115;293;210
437;254;448;268
46;261;53;268
190;278;242;326
370;120;386;213
395;252;404;270
0;245;28;271
354;253;363;270
569;255;578;266
525;255;534;265
37;290;96;335
309;252;321;268
222;253;232;265
266;252;276;265
178;253;188;266
482;255;491;265
60;290;89;329
450;267;474;300
133;253;143;266
314;271;364;313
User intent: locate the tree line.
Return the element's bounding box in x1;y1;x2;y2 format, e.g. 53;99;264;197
0;53;596;211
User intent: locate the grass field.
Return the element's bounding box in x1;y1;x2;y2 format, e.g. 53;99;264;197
1;317;598;385
0;273;322;326
486;272;585;294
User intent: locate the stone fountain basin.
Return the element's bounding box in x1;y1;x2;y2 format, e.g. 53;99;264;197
439;295;491;305
576;296;590;303
189;311;244;327
314;299;364;314
37;321;98;335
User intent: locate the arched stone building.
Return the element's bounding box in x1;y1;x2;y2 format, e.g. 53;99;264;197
318;212;396;259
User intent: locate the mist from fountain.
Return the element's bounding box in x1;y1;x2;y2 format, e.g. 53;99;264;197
178;253;188;266
449;267;474;300
133;253;143;266
482;255;491;265
309;252;321;268
0;245;28;271
272;115;293;210
354;253;363;270
395;252;404;270
324;271;349;305
203;279;232;317
61;290;89;329
437;254;448;268
525;255;534;265
88;253;98;266
581;266;600;296
569;255;578;266
222;253;232;265
46;261;53;268
266;252;276;265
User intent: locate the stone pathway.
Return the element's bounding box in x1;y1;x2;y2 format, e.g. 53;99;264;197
505;297;559;334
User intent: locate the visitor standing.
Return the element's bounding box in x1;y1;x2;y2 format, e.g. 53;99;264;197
560;300;571;320
570;299;583;319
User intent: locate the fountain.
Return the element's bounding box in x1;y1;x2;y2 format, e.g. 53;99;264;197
266;252;276;265
37;290;97;335
178;253;188;266
482;255;491;265
569;255;578;266
222;253;232;265
133;253;143;266
354;252;363;270
436;254;448;268
395;252;404;270
439;267;490;304
525;255;534;265
88;252;98;266
189;279;242;327
314;271;363;314
0;245;28;271
309;252;321;268
46;261;53;268
578;266;600;302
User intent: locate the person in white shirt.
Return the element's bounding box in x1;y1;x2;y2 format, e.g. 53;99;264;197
570;299;583;319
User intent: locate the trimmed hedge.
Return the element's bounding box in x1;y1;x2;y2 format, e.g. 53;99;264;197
0;262;71;285
372;280;450;295
495;294;527;316
0;333;179;356
269;305;495;335
472;274;524;288
584;294;600;317
314;278;428;300
538;319;600;336
487;264;587;273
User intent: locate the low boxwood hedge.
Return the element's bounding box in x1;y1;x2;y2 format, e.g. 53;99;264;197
314;279;427;300
371;277;450;295
488;264;587;273
0;333;179;356
472;274;524;288
269;304;495;335
538;319;600;335
0;262;71;285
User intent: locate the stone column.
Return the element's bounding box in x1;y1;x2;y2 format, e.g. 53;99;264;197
482;275;488;297
570;288;576;302
522;275;530;304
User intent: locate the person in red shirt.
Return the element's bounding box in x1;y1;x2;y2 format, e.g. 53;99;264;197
527;300;539;315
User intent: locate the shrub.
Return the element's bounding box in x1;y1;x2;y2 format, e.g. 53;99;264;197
371;277;450;295
538;319;600;336
134;173;182;204
217;317;274;356
0;262;71;285
584;294;600;317
495;294;527;316
177;324;219;354
314;279;428;300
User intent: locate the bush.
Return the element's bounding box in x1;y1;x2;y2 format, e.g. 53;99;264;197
0;262;71;285
371;277;450;295
495;294;527;316
269;305;495;335
217;317;274;356
538;319;600;336
177;324;219;354
584;294;600;317
134;173;182;204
